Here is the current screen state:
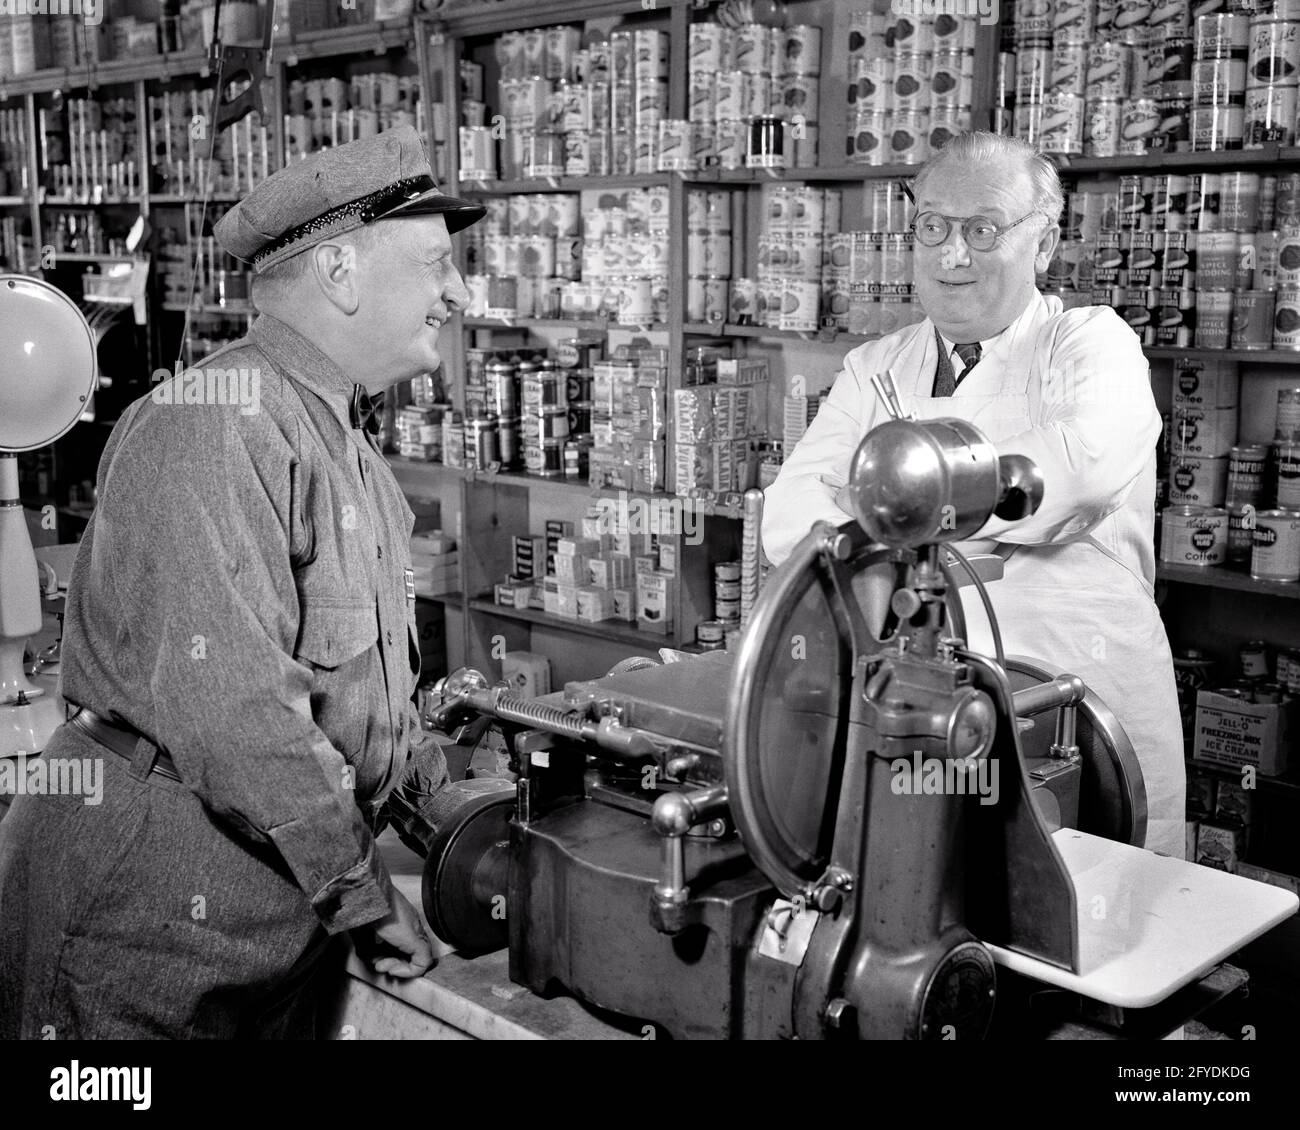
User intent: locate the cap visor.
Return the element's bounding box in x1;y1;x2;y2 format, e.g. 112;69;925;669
379;189;486;233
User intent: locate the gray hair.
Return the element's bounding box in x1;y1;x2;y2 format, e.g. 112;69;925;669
910;131;1064;229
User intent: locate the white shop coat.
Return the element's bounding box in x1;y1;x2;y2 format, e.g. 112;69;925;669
763;291;1185;858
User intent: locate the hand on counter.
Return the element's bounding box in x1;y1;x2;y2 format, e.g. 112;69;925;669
356;887;435;979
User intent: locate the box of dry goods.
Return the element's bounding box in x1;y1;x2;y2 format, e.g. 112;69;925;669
1194;690;1291;777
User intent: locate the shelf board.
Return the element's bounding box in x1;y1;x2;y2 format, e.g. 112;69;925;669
0;196;27;206
149;194;240;205
458;173;670;194
466;469;591;493
685;321;879;346
1157;562;1300;598
160;301;255;317
42;196;143;207
468;596;672;650
1145;347;1300;365
415;590;464;605
1057;145;1300;174
1186;758;1300;797
463;316;667;333
697;162;923;184
42;252;136;263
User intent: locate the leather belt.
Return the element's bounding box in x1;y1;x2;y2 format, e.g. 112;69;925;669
70;709;182;783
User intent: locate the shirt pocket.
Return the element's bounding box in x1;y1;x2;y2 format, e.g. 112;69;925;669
294;599;375;670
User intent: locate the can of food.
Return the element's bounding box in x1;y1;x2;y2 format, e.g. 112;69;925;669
1192;56;1247;104
932;50;974;102
1088;40;1132;100
1275;440;1300;506
459;126;497;179
783;24;822;75
1191;103;1245;149
1160;231;1193;286
1013;100;1044;146
1232;289;1276;349
1253;682;1285;703
1014;0;1054;40
536;406;569;442
1050;40;1089;97
1241;638;1272;680
1195;13;1250;61
746;115;785;169
1160;504;1228;565
1162;33;1195;99
929;104;969;153
1195;289;1234;348
520;369;563;409
485;362;518;417
1149;96;1191;153
715;560;742;583
890;109;931;164
1154;287;1196;346
893;54;932;110
466;412;500;471
1173;647;1217;734
1276;171;1300;226
1274;288;1300;349
715;597;741;623
1085;98;1124;156
1170;455;1229;504
777;278;821;331
1227;503;1255;562
697;620;727;646
689;23;726;73
1245;84;1298;154
1252;508;1300;581
1121;98;1162;153
732;23;771;74
1093;231;1124;285
1278;389;1300;440
715;579;741;602
657;118;695;172
1040;91;1085;154
1190;172;1222;228
1228;443;1270;506
1248;16;1300;84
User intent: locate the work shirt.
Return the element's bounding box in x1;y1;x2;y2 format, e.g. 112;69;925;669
58;313;448;933
763;292;1185;857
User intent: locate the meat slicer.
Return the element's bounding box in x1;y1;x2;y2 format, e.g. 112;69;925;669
422;417;1298;1039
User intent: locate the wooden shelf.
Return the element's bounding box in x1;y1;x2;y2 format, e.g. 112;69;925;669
1145;347;1300;365
458;173;670;195
1186;759;1300;797
1157;562;1300;599
684;321;880;346
468;596;672;650
463;316;666;333
1057;145;1300;174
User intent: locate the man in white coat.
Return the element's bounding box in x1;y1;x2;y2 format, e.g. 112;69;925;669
762;131;1185;858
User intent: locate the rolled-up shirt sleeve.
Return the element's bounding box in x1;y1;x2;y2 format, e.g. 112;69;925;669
102;404;392;934
762;349;878;565
977;306;1159;545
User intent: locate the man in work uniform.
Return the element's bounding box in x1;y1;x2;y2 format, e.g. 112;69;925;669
0;126;493;1038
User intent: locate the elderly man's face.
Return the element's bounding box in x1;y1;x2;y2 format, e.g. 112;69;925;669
912;156;1058;344
358;214;470;385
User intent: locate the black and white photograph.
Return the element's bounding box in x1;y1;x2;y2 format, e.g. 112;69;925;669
0;0;1295;1102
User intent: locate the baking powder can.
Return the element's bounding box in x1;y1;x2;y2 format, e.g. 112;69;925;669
1160;504;1228;566
1252;509;1300;581
1274;289;1300;348
1227;443;1270;507
1195;13;1250;60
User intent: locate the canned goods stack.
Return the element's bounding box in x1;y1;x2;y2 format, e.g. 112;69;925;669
686;189;734;323
846;6;975;166
672;357;770;498
1045;171;1300;350
713;560;743;626
465;24;667;181
462;192;583;319
754;183;844;332
284;74;422;161
149;86;274;199
687;20;823;173
1000;1;1300;155
589;347;670;493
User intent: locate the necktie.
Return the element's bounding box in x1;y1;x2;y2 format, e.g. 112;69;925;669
350;385;381;436
931;332;983;398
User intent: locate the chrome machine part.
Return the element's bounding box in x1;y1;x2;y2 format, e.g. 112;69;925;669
421;790;514;954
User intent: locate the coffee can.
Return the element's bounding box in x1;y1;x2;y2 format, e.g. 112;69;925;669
1274;288;1300;349
1160;504;1228;566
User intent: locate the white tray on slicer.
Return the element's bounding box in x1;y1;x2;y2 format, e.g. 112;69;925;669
986;828;1298;1009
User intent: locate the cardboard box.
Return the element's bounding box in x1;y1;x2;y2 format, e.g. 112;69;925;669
1195;821;1243;872
636;570;676;635
512;535;547;579
502;651;551;699
1194;690;1291;776
410;532;456;556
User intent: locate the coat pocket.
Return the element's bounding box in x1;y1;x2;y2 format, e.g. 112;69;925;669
293;600;375;670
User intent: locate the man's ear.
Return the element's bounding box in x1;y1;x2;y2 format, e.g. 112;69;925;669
1034;222;1061;274
309;240;360;314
